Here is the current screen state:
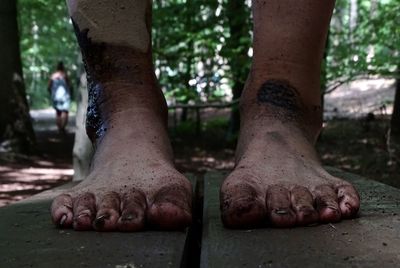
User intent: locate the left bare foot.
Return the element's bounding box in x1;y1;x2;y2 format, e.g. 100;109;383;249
220;78;360;228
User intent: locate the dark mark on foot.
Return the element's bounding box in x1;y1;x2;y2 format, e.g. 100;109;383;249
257;79;300;112
72;19;106;142
93;214;109;229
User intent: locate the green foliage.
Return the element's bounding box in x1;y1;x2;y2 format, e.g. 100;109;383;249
326;0;399;91
18;0;79;109
153;0;235;104
17;0;400;107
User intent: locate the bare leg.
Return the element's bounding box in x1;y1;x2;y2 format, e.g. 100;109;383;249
60;111;69;131
51;0;192;231
221;0;360;228
56;110;63;132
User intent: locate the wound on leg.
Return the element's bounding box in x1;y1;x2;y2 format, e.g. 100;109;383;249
72;20;107;142
257;79;300;111
256;79;303;121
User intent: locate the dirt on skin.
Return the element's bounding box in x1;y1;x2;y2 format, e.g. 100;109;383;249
0;109;398;207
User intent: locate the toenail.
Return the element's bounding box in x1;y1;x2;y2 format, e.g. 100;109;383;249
326;206;339;211
121;214;136;221
77;213;89;219
76;210;92;219
59;215;67;226
93;214;110;229
96;214;110;221
274;208;289;215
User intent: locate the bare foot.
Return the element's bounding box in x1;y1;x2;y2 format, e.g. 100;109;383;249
50;43;192;231
220;79;360;228
51;127;192;231
51;90;192;231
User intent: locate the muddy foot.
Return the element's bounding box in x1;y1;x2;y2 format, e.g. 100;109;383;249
221;79;360;228
51;80;192;232
51;128;192;231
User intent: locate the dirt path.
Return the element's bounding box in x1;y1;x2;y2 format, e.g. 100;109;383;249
0;109;75;207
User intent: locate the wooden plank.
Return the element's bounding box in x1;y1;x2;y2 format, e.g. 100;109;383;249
0;177;198;268
201;168;400;268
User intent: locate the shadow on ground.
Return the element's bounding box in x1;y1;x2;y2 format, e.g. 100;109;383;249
0;110;75;206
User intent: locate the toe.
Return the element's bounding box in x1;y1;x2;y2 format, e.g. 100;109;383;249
73;192;97;231
313;185;341;223
337;184;360;218
266;185;296;227
148;184;192;230
220;182;266;229
51;194;73;228
93;192;120;231
117;189;147;232
290;186;318;225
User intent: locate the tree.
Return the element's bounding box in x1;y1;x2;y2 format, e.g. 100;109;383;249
388;67;400;164
391;72;400;136
327;0;399;90
18;0;79;109
0;0;35;153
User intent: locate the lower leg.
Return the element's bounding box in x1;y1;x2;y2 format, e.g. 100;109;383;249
60;112;68;131
221;0;360;228
56;112;62;131
51;0;192;231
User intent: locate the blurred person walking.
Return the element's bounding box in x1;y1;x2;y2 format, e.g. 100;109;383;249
48;61;73;134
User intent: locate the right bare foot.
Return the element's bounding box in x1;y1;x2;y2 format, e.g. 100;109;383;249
51;21;192;231
51;75;192;231
51;119;192;231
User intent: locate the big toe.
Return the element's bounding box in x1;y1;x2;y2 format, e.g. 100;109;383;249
220;179;266;229
147;184;192;230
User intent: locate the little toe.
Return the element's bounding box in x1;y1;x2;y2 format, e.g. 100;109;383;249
220;182;266;229
93;192;120;231
148;184;192;230
337;184;360;218
266;185;296;227
290;186;318;225
313;185;341;223
117;189;147;232
73;192;97;231
51;194;73;228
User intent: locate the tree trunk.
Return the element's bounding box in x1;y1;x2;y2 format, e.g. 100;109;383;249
0;0;35;153
388;67;400;165
391;69;400;136
225;0;250;138
73;73;94;181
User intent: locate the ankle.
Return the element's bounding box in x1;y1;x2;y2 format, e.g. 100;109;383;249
83;44;154;84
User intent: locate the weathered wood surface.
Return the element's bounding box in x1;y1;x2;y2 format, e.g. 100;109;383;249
201;168;400;268
0;180;194;268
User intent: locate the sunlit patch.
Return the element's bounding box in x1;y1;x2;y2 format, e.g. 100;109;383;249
0;165;73;207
